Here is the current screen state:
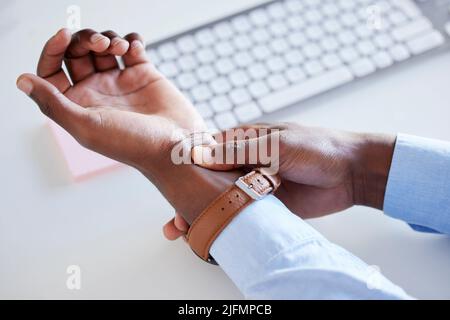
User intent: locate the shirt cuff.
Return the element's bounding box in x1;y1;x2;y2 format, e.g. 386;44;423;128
384;134;450;234
209;195;325;291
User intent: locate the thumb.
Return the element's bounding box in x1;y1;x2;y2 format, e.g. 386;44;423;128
16;73;87;135
192;133;278;171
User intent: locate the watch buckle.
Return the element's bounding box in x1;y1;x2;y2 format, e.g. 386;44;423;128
235;174;272;201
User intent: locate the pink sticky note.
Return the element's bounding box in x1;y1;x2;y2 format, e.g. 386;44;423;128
48;121;122;181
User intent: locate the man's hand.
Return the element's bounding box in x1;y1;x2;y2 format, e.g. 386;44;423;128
17;29;207;172
164;123;396;240
18;29;239;225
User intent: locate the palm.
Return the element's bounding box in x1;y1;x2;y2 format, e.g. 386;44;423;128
23;28;208;169
67;63;204;129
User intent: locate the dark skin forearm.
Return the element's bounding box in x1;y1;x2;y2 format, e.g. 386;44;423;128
143;162;240;225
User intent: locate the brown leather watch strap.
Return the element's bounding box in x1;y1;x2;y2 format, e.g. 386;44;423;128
186;169;281;264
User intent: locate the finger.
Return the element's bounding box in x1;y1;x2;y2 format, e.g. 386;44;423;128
212;125;276;143
17;74;88;136
174;213;189;233
192;132;279;171
37;28;72;93
123;33;149;67
65;29;111;82
92;30;129;72
163;219;186;241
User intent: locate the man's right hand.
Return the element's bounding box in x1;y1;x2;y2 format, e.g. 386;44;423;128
164;123;396;240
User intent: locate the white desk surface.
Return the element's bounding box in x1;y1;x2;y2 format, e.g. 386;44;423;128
1;0;450;299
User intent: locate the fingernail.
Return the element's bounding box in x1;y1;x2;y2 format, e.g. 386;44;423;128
90;33;107;43
111;37;122;46
192;146;211;164
131;40;144;49
17;78;33;95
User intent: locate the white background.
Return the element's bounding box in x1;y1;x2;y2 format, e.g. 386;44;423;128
1;0;450;299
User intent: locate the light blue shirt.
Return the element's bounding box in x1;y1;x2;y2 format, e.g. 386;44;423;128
210;134;450;299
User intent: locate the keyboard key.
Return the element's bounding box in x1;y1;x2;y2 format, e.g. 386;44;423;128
177;35;197;54
267;74;289;90
285;0;304;13
267;2;288;19
249;9;270;26
196;103;214;118
197;48;216;64
191;85;213;102
214;41;234;57
357;40;376;56
350;58;376;77
234;102;263;123
303;43;322;59
269;22;289;37
252;45;272;60
196;29;216;46
211;77;232;95
394;0;421;18
178;55;197;71
341;12;358;28
284;50;305;65
211;96;233;113
389;10;407;26
214;22;234;40
285;67;306;83
197;65;217;82
248;81;270;98
374;34;394;49
320;36;339;52
234;34;253;50
259;67;354;112
372;51;393;69
158;43;178;60
229;70;250;87
392;18;432;41
251;28;271;44
305;9;322;23
248;63;269;80
177;73;198;90
287;16;305;30
215;112;238;130
232;16;252;33
267;56;287;72
322;53;343;69
288;31;308;47
159;62;178;78
305;25;325;40
339;47;359;63
230;89;252;105
324;19;342;34
389;44;410;61
148;50;161;65
215;58;236;75
271;38;290;53
322;3;339;17
234;52;253;67
304;60;324;76
407;31;444;55
338;30;357;45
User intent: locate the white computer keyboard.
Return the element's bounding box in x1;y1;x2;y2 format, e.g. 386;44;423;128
147;0;450;132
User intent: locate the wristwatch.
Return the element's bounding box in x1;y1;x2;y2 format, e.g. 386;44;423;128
186;168;281;264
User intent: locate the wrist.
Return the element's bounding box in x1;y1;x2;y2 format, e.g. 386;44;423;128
143;162;241;225
351;133;397;210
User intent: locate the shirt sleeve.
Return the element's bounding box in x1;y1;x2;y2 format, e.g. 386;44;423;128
384;134;450;235
210;195;411;300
